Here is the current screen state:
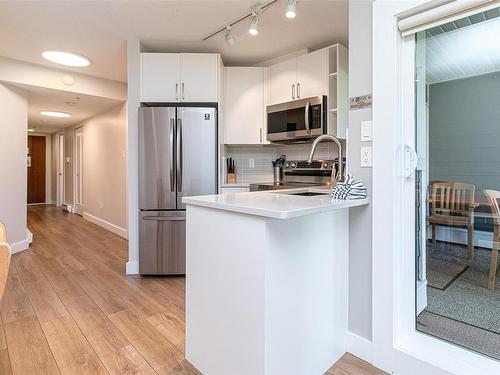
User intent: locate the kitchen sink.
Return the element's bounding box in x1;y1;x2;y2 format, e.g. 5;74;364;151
288;192;330;197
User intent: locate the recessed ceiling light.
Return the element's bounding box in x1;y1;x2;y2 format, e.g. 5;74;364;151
42;51;90;67
40;111;71;118
28;128;35;132
249;12;259;35
286;0;297;19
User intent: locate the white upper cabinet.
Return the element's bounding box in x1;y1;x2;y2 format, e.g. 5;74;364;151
224;67;266;145
180;54;219;102
296;48;328;100
269;58;297;105
140;53;219;103
268;49;328;105
141;53;181;102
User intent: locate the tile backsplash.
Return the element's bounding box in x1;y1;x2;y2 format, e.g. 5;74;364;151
223;143;340;184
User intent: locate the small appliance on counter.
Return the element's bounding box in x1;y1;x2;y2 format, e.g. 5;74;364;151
272;155;286;185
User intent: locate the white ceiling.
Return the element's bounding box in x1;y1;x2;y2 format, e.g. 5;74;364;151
10;83;123;133
0;0;348;83
425;11;500;83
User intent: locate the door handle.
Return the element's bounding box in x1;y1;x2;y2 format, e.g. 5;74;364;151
182;82;185;100
297;83;300;99
177;118;183;192
292;84;295;100
142;216;185;221
169;118;175;192
403;144;418;178
305;101;311;133
175;83;179;100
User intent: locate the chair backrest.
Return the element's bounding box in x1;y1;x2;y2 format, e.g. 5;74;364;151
429;181;475;215
484;190;500;225
0;222;11;302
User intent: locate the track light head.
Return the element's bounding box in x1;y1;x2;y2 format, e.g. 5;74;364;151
249;12;259;36
286;0;297;18
224;26;236;46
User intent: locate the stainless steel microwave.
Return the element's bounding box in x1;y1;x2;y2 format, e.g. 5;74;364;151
266;96;327;143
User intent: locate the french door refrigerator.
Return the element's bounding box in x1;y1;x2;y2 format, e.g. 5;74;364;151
139;106;217;275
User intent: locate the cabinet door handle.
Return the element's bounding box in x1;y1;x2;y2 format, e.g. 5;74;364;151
175;83;179;100
292;84;295;100
182;82;185;100
297;83;300;99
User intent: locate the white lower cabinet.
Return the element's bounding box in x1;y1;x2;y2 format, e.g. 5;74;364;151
223;67;267;145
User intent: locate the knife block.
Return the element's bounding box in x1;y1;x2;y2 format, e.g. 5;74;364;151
227;173;236;184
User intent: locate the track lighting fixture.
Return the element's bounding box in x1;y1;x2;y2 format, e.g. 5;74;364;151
286;0;297;19
249;12;259;36
224;26;236;46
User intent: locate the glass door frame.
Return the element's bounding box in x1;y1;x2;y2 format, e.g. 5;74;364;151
372;1;500;374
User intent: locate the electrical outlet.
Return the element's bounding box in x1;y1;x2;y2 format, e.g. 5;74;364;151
99;201;103;209
360;146;372;167
249;158;255;168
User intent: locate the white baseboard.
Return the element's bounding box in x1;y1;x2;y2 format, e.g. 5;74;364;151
82;212;128;239
126;260;139;275
10;229;33;254
347;331;375;364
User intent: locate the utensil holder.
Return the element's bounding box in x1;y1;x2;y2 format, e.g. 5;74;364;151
273;166;283;185
227;173;236;184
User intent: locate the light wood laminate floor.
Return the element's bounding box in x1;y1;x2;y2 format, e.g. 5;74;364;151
0;206;386;375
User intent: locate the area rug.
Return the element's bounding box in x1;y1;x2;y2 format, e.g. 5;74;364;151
426;255;468;290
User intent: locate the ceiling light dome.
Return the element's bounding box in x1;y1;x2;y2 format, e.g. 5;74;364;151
42;51;90;67
40;111;71;118
249;12;259;35
286;0;297;18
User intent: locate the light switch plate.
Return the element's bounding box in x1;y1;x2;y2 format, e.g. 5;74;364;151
361;121;372;142
249;158;255;168
361;146;372;167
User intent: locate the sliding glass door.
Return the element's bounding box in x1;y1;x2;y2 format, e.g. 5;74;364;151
414;9;500;360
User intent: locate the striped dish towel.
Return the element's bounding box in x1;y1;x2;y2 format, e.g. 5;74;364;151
330;174;367;200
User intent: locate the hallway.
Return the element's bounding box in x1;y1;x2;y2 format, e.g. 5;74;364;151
0;206;384;375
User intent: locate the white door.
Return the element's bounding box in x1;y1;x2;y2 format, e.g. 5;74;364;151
57;132;64;206
74;127;84;215
296;48;328;99
224;67;265;145
141;53;181;102
269;58;297;104
180;53;218;102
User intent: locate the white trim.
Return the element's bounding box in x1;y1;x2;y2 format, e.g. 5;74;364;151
82;212;128;239
346;332;375;365
126;260;139;275
9;229;33;254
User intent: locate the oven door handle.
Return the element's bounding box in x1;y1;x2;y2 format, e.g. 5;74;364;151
305;101;311;134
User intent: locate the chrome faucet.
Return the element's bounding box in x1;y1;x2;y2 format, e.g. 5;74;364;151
307;135;344;186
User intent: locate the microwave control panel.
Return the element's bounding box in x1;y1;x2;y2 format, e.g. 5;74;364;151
311;105;322;129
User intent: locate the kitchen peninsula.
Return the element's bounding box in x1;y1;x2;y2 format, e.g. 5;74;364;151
183;188;368;375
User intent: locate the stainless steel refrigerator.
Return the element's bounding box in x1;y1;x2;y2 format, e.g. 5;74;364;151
139;106;217;275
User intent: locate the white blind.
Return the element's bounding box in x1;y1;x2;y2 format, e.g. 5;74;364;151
398;0;500;36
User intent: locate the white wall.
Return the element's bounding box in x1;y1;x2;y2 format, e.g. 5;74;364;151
57;103;127;237
347;0;373;341
0;83;29;252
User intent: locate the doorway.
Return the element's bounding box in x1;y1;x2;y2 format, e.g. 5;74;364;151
27;135;46;204
74;127;84;216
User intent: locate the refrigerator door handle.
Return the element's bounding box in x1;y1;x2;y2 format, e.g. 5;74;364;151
177;118;183;192
142;216;185;221
169;118;175;192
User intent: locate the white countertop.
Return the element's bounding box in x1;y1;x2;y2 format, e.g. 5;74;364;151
182;188;369;219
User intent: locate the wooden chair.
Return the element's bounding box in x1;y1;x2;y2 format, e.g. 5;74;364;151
427;181;476;261
0;222;11;302
483;190;500;290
